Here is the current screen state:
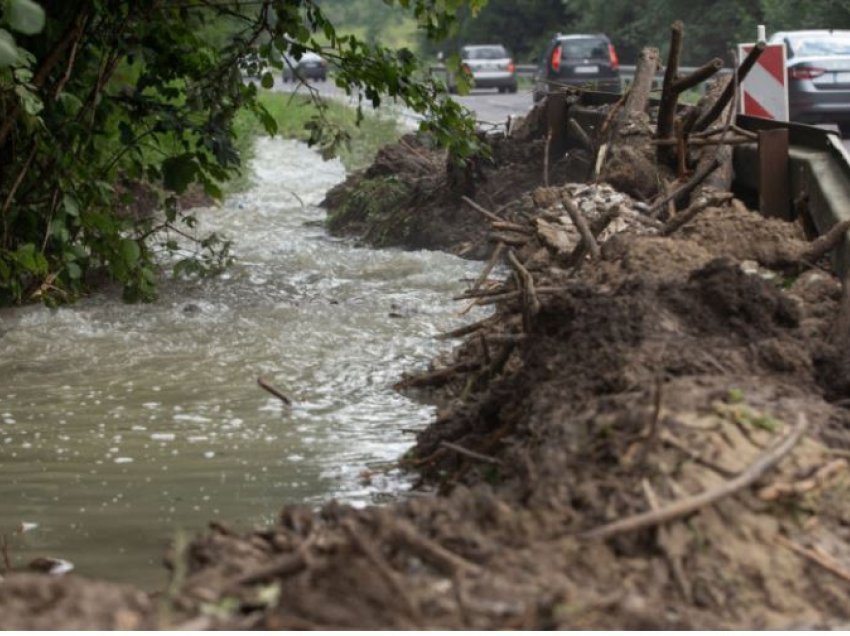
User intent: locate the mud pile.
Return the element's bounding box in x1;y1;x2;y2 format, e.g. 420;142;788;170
155;184;850;629
5;106;850;629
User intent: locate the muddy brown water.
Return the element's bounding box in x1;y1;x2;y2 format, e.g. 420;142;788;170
0;138;486;590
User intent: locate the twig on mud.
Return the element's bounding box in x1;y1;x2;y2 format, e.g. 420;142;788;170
648;156;722;217
561;195;600;260
567;117;594;153
757;458;847;501
775;534;850;585
257;377;292;406
440;440;503;466
492;221;534;234
581;413;810;541
234;552;308;586
507;249;540;333
641;479;693;603
661;192;733;235
660;430;737;479
478;333;491;366
633;377;664;468
394;362;482;390
462;195;501;222
801;219;850;265
342;520;423;625
437;315;498;340
390;519;482;575
489;232;529;247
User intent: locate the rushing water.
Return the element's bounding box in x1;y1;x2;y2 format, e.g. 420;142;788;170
0;138;484;589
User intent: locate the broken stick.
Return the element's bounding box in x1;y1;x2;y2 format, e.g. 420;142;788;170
257;377;292;406
561;195;600;260
582;413;810;541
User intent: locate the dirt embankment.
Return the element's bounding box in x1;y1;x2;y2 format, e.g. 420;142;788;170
5;99;850;629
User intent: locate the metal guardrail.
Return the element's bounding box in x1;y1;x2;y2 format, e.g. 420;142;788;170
733;117;850;278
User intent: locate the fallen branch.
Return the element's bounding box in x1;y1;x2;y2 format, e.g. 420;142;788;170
567;117;594;153
561;195;600;260
342;521;422;624
257;377;292;406
437;315;498;340
461;195;501;222
649;156;722;217
491;221;534;234
390;519;482;575
801;219;850;264
757;458;847;501
394;361;482;390
642;479;693;603
441;440;502;466
672;58;724;93
661;192;733;235
489;232;529;247
235;552;307;585
691;42;765;133
581;413;810;541
507;249;541;332
656;21;685;157
775;534;850;585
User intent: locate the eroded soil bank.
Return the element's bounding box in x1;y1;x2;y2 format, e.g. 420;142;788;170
5;104;850;629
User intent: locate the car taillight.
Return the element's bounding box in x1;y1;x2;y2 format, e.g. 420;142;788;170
789;66;826;80
551;46;562;72
609;44;620;71
507;60;516;73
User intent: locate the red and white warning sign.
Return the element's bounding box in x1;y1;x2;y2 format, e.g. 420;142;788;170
737;42;789;120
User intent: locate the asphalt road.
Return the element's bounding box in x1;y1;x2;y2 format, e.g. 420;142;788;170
267;75;535;129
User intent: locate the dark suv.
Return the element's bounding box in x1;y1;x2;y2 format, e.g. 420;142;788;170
533;34;621;102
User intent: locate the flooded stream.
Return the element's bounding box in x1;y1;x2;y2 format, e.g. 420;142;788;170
0;138;484;589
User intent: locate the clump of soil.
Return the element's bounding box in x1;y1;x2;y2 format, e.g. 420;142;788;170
0;574;155;629
322;104;580;259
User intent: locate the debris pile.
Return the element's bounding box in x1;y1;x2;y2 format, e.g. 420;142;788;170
4;22;850;629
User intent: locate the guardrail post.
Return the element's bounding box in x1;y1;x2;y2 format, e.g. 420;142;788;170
758;128;791;220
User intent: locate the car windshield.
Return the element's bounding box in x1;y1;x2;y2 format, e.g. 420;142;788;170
463;46;508;60
789;35;850;58
558;38;608;60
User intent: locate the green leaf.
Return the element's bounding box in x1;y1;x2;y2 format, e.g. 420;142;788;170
260;71;274;89
57;91;83;115
0;29;18;67
7;0;46;35
162;154;197;193
66;261;82;280
12;243;47;274
14;83;43;115
120;239;141;267
63;194;79;217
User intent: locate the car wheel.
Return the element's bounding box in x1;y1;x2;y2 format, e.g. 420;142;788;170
498;86;506;94
508;84;518;94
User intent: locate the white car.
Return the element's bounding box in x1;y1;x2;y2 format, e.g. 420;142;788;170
455;44;518;94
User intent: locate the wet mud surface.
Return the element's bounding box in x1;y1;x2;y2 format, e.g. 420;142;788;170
5;107;850;629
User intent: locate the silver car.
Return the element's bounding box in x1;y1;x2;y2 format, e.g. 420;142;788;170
456;44;517;94
769;30;850;132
